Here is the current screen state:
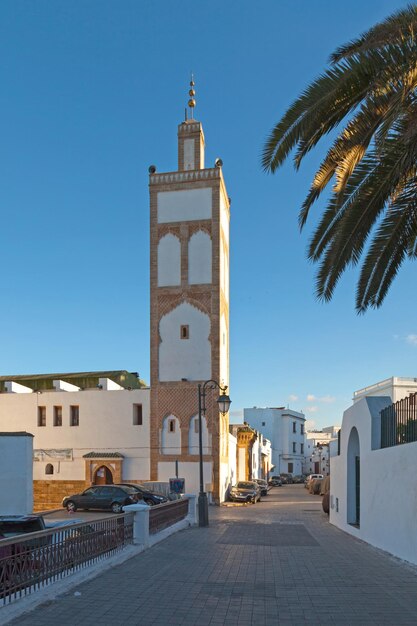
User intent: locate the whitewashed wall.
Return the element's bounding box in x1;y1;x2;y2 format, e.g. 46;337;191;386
330;396;417;565
188;231;212;284
0;433;33;514
157;188;212;223
220;314;229;387
159;302;211;381
157;460;213;498
0;387;150;482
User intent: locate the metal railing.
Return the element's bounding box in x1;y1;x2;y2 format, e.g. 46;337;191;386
0;513;134;606
149;499;189;535
381;393;417;448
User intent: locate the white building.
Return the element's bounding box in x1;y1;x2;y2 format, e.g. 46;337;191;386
353;376;417;404
0;432;33;514
304;426;340;475
331;377;417;565
243;407;306;475
0;371;150;510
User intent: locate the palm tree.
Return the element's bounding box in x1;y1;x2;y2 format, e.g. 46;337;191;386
263;5;417;313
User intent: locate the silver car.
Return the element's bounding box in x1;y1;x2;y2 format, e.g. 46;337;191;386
229;481;261;504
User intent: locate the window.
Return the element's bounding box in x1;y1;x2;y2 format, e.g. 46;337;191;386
292;421;296;433
301;443;304;454
180;325;189;339
45;463;54;475
53;406;62;427
301;423;305;435
194;419;199;433
133;404;143;426
169;419;176;433
292;442;296;453
38;406;46;427
70;405;79;427
288;462;293;473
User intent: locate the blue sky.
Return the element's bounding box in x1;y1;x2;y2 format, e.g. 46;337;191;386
0;0;414;429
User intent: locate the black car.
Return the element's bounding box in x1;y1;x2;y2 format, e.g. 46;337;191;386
268;475;283;487
62;485;139;513
253;479;269;496
116;483;168;506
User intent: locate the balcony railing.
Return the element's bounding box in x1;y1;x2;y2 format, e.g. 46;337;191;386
0;513;134;606
381;393;417;448
149;499;189;535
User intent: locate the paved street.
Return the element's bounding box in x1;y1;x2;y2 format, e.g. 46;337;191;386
7;485;417;625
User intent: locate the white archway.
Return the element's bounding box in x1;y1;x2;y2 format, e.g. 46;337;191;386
347;427;360;526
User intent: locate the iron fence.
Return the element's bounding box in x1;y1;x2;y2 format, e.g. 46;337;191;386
381;393;417;448
0;513;134;606
149;498;189;535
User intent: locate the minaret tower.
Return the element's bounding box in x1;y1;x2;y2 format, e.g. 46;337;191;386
149;80;231;502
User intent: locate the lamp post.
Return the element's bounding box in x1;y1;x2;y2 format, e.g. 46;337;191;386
198;380;231;527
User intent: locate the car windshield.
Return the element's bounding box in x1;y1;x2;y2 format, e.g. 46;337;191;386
236;482;255;489
121;487;138;494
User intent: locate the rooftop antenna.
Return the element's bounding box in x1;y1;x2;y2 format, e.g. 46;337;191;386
188;73;196;120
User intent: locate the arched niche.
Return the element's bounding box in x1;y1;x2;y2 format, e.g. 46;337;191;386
161;415;181;455
158;233;181;286
45;463;54;475
159;302;211;381
188;231;212;284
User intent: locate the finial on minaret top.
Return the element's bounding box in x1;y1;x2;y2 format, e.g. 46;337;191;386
187;74;196;120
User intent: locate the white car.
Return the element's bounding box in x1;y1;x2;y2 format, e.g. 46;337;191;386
304;473;323;488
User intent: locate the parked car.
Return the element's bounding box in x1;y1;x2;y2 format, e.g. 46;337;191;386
280;473;293;484
229;481;261;504
292;474;306;484
0;515;46;538
62;485;139;513
268;475;282;487
304;474;324;489
253;479;269;496
115;483;168;506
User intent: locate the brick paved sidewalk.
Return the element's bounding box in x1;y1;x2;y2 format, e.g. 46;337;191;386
5;487;417;625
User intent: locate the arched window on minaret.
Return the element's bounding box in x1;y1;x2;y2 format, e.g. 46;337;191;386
188;231;212;284
158;233;181;286
188;414;210;455
161;415;181;455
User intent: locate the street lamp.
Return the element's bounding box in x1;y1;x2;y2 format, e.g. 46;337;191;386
198;380;231;527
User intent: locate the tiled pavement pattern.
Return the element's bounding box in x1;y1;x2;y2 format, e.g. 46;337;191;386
7;486;417;625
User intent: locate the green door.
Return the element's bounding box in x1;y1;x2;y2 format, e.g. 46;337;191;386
355;456;360;526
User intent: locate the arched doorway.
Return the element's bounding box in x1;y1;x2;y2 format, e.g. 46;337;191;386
347;427;360;526
93;465;113;485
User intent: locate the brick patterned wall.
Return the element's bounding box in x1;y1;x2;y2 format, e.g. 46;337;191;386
34;480;87;512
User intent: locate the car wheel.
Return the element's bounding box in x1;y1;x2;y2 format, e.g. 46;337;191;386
144;498;155;506
111;502;123;514
66;501;77;513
